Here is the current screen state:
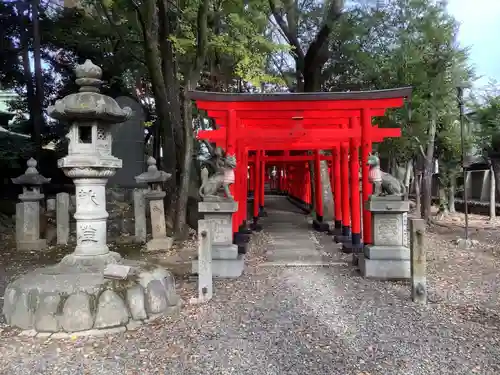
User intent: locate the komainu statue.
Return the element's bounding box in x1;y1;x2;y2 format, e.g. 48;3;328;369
199;143;237;201
367;153;405;196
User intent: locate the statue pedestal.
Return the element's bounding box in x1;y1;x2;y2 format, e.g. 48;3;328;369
192;201;244;278
359;196;410;280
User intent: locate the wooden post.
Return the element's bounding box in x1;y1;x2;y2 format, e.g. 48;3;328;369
190;219;213;304
410;218;426;304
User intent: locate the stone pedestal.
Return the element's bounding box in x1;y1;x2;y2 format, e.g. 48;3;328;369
2;61;180;337
16;200;46;251
133;188;147;243
192;201;244;278
145;191;173;251
359;196;410;280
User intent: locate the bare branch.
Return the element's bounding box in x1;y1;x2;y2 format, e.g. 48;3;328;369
97;0;146;65
304;0;343;70
268;0;304;64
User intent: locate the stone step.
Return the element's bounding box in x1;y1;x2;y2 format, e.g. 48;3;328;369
266;248;320;256
258;260;348;267
268;239;316;247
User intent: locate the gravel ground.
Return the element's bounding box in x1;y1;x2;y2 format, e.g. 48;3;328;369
1;198;500;374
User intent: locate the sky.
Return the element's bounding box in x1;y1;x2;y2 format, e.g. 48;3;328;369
447;0;500;89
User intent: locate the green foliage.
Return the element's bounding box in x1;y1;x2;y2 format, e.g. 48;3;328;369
327;0;474;170
470;87;500;155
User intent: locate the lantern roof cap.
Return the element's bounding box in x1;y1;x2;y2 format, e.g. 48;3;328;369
11;158;51;186
135;157;172;184
47;60;132;123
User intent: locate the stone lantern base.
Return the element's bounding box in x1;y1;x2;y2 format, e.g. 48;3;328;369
2;256;181;337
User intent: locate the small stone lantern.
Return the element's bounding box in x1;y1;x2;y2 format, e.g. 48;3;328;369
12;158;51;251
135;157;173;251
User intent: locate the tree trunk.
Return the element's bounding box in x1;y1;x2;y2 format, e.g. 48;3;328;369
437;180;448;218
404;159;412;200
174;84;194;239
490;165;496;220
32;0;44;160
448;174;456;214
18;3;36;139
490;158;500;199
421;109;437;220
414;165;422;218
173;0;208;236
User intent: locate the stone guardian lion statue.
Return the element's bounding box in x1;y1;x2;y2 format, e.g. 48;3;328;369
199;145;237;201
367;153;405;196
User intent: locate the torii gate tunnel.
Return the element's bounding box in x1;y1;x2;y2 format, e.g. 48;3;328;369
189;87;412;247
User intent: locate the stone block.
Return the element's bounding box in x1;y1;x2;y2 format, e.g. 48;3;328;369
34;293;61;332
126;285;147;320
204;214;233;246
149;199;167;238
61;293;94;332
212;244;238;259
16;239;47;252
46;198;56;211
312;219;329;232
334;235;351;244
133;189;147;243
359;255;410;280
145;236;173;252
364;245;410;260
145;280;168;314
16;201;44;248
94;290;129;328
56;192;70;245
366;196;409;213
372;214;406;247
192;255;244;278
8;290;34;329
198;201;238;213
237;242;248;255
342;242;363;254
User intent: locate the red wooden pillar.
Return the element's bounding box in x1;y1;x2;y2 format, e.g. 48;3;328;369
253;150;261;222
226;110;239;232
232;142;241;228
333;145;342;233
260;150;265;212
314;150;323;221
361;108;373;244
340;141;351;239
349;117;362;249
226;110;237;193
240;146;249;227
249;161;254;193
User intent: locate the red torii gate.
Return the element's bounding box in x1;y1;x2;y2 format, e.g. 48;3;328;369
189;88;412;247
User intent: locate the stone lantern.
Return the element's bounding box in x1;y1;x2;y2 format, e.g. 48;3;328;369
12;158;50;251
2;61;180;337
135;156;173;251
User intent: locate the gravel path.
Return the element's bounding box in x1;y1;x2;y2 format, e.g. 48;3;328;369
1;196;500;374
